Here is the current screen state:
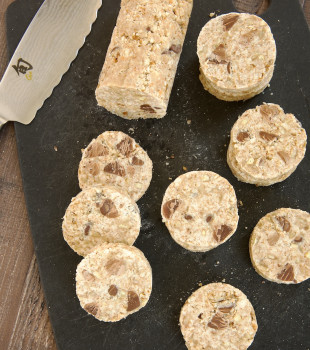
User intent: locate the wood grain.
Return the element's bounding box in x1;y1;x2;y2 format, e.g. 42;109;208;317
0;1;309;349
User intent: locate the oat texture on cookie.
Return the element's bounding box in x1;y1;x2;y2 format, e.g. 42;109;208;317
250;208;310;284
227;103;307;186
180;283;258;350
62;186;140;256
78;131;153;201
197;13;276;101
76;243;152;322
95;0;193;119
161;171;239;252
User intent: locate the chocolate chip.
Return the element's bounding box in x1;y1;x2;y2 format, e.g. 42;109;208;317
213;44;226;61
84;142;108;158
162;199;180;219
208;313;227;330
84;225;90;236
146;26;151;31
127;291;140;311
100;199;119;218
131;156;144;166
198;313;203;319
213;225;233;242
260;104;279;118
222;14;239;31
82;270;95;281
277;263;295;282
105;259;125;275
140;104;156;113
206;215;213;223
184;214;193;220
278;151;290;164
84;302;99;316
108;284;118;296
259;131;278;141
219;305;234;313
116;137;134;157
237;131;250;142
294;236;303;243
104;162;126;177
88;162;100;176
276;216;291;232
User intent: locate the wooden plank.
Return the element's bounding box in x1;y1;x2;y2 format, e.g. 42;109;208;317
0;0;309;349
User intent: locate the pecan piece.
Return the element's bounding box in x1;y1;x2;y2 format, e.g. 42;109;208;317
294;236;303;243
82;270;95;281
213;225;233;242
278;151;290;164
219;305;234;313
84;302;99;316
140;104;156;113
104;162;126;177
162;199;180;219
88;161;99;176
108;284;118;296
84;225;90;236
213;44;226;61
260;104;279;118
162;44;182;54
100;198;119;218
208;313;227;330
223;14;239;31
131;156;144;166
84;142;108;158
267;232;280;246
208;58;227;65
116;137;134;157
276;216;291;232
227;62;231;74
237;131;250;142
105;259;125;275
184;214;193;220
206;215;213;223
277;263;295;282
127;291;140;311
259;131;278;141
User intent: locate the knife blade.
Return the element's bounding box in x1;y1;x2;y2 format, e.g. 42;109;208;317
0;0;102;127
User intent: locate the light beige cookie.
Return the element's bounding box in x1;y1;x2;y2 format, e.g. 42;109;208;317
95;0;193;119
62;186;140;256
76;243;152;322
180;283;258;350
197;13;276;101
78;131;153;201
227;104;307;186
161;171;239;252
250;208;310;284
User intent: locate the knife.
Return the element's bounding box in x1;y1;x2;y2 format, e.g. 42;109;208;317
0;0;102;127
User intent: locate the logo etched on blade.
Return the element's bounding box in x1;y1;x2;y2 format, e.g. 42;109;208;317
12;58;33;79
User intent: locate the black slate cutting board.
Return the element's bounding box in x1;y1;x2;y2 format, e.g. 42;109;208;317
6;0;310;349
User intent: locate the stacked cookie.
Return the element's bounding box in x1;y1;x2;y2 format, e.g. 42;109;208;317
62;131;153;321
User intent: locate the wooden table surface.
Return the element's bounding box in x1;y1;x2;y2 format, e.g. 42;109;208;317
0;0;309;349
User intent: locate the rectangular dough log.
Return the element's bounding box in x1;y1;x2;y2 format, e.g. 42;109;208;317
95;0;193;119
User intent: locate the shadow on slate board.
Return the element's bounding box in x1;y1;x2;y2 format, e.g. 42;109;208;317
5;0;310;349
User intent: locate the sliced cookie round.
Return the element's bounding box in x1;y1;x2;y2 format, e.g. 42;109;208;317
76;243;152;322
161;171;239;252
180;283;258;350
62;186;140;256
78;131;153;201
197;13;276;101
227;104;307;186
250;208;310;284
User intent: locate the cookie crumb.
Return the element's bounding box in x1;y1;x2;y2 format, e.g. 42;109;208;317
198;282;203;287
187;119;192;125
209;12;215;17
170;154;175;159
238;200;243;207
54;146;58;152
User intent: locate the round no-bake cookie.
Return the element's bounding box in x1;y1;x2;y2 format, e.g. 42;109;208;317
250;208;310;284
78;131;153;201
197;13;276;101
76;243;152;322
180;283;258;350
161;171;239;252
227;103;307;186
62;186;140;256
